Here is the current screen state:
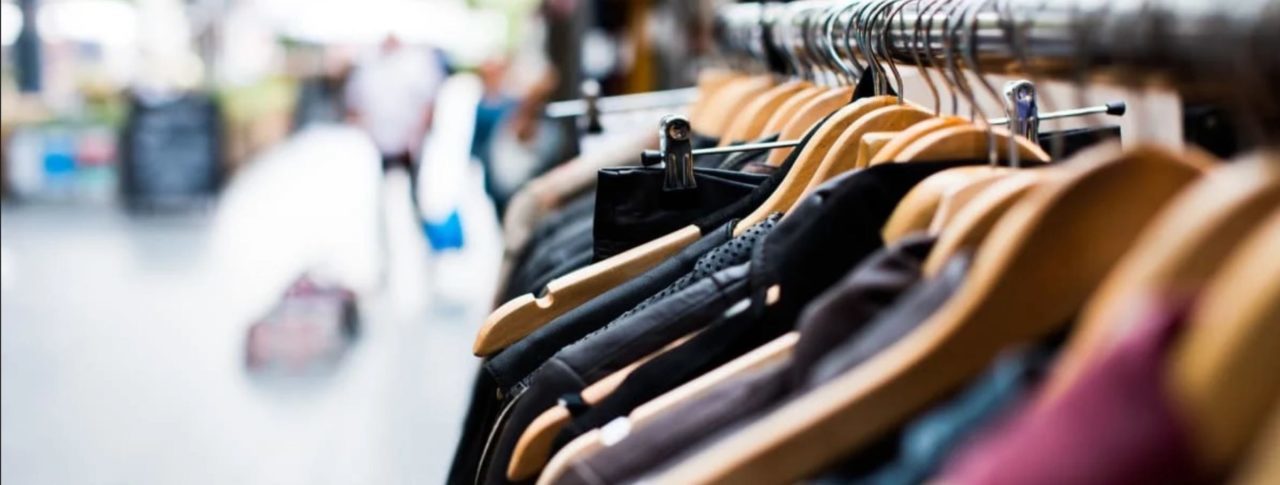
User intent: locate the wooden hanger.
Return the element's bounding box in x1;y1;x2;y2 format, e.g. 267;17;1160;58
854;131;899;167
646;143;1204;484
506;332;700;480
756;85;827;138
764;86;857;166
1170;205;1280;474
687;70;745;130
1167;160;1280;476
881;165;1013;244
1229;400;1280;485
927;168;1015;233
799;103;934;194
921;170;1051;276
732;94;902;231
717;80;812;146
867;116;969;164
1041;150;1269;404
698;75;777;138
894;123;1051;163
536;332;800;485
474;226;702;355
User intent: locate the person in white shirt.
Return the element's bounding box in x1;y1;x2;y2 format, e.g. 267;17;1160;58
345;34;445;172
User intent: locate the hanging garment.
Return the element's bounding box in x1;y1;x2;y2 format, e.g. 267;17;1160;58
811;339;1058;485
448;113;833;485
477;217;780;485
937;296;1202;485
550;235;938;485
549;160;982;465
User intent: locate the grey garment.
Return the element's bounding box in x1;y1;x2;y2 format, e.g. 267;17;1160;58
559;363;791;485
555;238;951;485
812;341;1057;485
808;251;973;386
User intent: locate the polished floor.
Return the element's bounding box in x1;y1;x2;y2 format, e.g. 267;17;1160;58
1;127;502;484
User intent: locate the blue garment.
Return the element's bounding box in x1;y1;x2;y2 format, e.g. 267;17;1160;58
814;342;1057;485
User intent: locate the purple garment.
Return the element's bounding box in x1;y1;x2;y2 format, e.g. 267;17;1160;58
938;297;1203;485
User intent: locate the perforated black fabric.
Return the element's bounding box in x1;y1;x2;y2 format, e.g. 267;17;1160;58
616;213;782;321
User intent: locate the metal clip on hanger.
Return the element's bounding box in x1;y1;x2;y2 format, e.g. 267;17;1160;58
641;114;803;190
581;80;604;135
1003;79;1039;141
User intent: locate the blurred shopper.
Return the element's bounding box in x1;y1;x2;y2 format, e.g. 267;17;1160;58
344;34;445;173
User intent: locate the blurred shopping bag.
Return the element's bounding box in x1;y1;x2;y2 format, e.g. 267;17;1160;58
423;209;465;251
416;73;483;253
245;274;359;378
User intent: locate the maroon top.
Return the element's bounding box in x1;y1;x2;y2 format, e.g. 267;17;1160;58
938;296;1203;485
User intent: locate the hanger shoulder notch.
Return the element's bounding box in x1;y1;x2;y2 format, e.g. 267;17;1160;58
473;225;702;355
805;104;934;193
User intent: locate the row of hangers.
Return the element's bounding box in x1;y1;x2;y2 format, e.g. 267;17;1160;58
483;0;1280;482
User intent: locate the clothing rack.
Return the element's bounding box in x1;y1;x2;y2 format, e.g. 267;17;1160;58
716;0;1280;101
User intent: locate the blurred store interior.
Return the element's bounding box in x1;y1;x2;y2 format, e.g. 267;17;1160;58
2;0;1279;484
0;0;703;482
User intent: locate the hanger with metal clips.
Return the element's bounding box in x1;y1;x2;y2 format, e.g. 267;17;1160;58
639;99;1127;190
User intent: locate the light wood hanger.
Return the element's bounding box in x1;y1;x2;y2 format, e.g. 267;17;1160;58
757;85;827;137
1169;198;1280;472
647;143;1204;484
506;332;699;480
688;70;745;130
1041;150;1269;405
855;131;899;167
881;165;1013;244
800;103;934;194
699;75;777;138
1229;400;1280;485
732;94;902;231
717;80;812;146
764;86;858;165
927;168;1015;233
536;332;800;485
894;124;1051;163
474;226;702;355
921;170;1051;276
867;116;969;164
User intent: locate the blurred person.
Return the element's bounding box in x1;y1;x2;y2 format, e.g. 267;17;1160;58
470;11;562;221
344;34;447;290
344;34;445;174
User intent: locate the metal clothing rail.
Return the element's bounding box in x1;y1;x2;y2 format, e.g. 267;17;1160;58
716;0;1280;97
544;87;700;119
